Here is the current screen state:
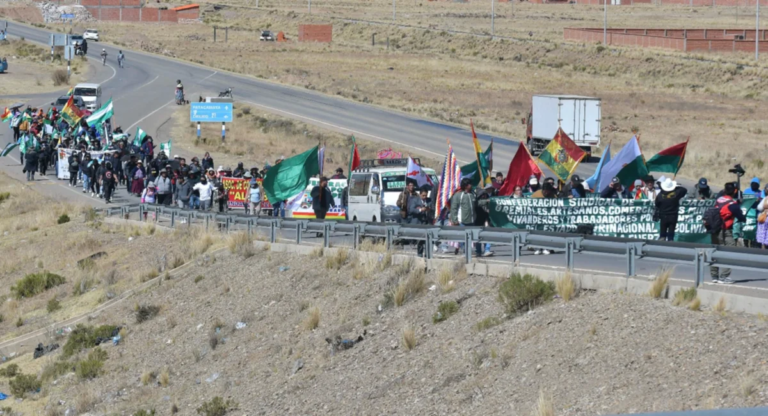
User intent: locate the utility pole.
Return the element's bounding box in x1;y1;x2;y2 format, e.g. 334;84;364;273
603;0;608;45
491;0;495;38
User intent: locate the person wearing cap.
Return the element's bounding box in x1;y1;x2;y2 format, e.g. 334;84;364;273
331;168;346;180
141;181;157;204
709;182;746;284
233;162;246;178
654;178;688;241
202;152;214;172
642;175;658;200
245;173;261;217
450;178;480;256
525;176;540;193
695;177;712;200
600;177;629;199
407;186;433;257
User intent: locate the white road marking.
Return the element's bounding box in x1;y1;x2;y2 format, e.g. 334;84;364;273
201;71;218;81
114;75;159;103
125;98;177;132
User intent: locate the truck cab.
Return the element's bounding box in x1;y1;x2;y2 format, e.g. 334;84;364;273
347;158;438;223
73;83;102;112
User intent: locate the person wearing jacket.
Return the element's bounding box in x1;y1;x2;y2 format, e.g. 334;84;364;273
23;150;39;182
757;184;768;249
450;178;478;256
709;182;747;284
130;161;146;196
201;152;214;172
155;170;173;206
600;177;630;199
407;188;432;257
475;183;495;256
233;162;246;178
175;176;193;209
311;176;335;219
102;163;117;204
79;153;92;194
68;151;80;187
140;137;154;165
397;181;416;221
743;177;761;197
88;159;100;197
654;178;688;241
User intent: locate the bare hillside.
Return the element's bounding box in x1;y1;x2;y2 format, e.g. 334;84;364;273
4;242;766;415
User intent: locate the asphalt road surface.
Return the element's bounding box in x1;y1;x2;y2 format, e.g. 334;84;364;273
2;22;765;294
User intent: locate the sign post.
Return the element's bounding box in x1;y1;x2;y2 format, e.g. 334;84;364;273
221;122;226;143
196;122;201;139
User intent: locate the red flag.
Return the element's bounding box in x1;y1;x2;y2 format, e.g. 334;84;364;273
498;142;543;196
348;136;361;173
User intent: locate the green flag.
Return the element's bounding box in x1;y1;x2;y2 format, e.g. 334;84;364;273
133;127;147;147
18;133;37;153
459;142;492;187
85;98;114;127
262;146;319;203
159;140;171;155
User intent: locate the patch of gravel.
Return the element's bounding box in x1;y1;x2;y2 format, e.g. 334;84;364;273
45;249;768;415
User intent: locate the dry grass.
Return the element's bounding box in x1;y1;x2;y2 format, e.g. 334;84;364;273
309;246;324;259
555;271;576;302
325;249;350;270
141;370;154;386
739;373;757;398
228;231;255;258
672;287;697;307
351;256;375;280
0;40;87;95
302;307;321;331
437;262;466;293
359;239;388;253
688;297;702;311
392;268;427;307
159;367;170;387
714;296;728;314
649;267;673;299
402;326;416;351
533;390;555;416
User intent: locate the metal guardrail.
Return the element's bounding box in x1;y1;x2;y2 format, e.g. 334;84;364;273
99;204;768;287
610;408;768;416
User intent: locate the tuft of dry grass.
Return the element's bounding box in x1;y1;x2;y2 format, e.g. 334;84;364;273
555;271;576;302
310;246;324;258
351;256;374;280
649;267;673;299
141;370;154;386
359;239;387;253
402;327;416;351
302;307;320;331
740;374;756;398
159;367;170;387
378;251;392;271
533;390;555;416
393;268;426;307
714;296;727;314
51;68;68;86
672;287;697;306
325;248;349;270
688;297;702;311
228;231;255;258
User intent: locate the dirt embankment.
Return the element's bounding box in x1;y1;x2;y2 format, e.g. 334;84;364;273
2;242;765;415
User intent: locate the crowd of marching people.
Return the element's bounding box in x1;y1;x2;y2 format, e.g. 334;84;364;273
4;103;768;282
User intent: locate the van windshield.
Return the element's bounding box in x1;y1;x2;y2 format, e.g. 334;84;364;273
56;97;69;106
74;88;97;97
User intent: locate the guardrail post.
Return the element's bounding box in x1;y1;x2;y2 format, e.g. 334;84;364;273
626;244;637;277
139;204;144;221
247;219;253;235
205;215;210;231
565;239;575;271
170;211;175;228
323;222;331;248
270;220;277;243
187;212;192;227
464;230;473;264
512;233;522;264
353;224;360;250
425;229;433;260
226;217;231;233
385;226;394;251
296;222;303;244
695;249;713;287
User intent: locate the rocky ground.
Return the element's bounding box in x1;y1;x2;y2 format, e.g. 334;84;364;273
3;242;765;415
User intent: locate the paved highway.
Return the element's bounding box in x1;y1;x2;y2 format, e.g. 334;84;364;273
2;21;764;293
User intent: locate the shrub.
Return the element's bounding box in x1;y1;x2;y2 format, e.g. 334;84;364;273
497;272;555;315
159;367;170;387
194;275;205;284
52;68;68;86
555;271;576;302
672;287;697;306
0;364;20;378
402;327;416;351
196;396;238;416
475;316;501;332
325;249;349;270
11;271;66;299
227;232;254;258
649;267;673;299
41;360;73;382
9;373;42;398
136;304;161;324
63;324;118;358
393;268;426;307
302;307;320;331
16;317;23;327
432;301;459;324
47;297;61;313
76;348;107;380
57;214;70;224
0;192;10;203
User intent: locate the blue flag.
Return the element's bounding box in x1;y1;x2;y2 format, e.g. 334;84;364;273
585;142;611;192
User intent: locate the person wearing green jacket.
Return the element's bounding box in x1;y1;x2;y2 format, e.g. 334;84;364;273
449;178;481;257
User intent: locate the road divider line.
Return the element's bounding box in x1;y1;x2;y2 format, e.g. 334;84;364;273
125;98;177;132
201;71;218;81
114;75;159;103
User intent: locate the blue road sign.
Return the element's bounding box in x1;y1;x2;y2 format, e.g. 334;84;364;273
190;103;233;122
61;14;75;19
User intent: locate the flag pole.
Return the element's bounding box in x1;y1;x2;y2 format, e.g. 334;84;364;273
470;119;485;187
672;137;689;181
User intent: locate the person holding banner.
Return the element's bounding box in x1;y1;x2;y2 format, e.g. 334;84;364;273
654;178;688;242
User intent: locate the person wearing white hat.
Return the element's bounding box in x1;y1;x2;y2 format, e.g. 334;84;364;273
525;175;540;193
654;177;688;241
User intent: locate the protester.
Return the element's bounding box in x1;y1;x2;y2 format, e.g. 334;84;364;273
102;163;116;204
68;151;80;187
175;176;192;209
23;150;38;182
654;178;688;241
194;177;214;211
744;177;761;197
201;152;214;171
757;186;768;249
311;176;335;219
525;176;539;193
532;182;557;199
155;170;173;206
331;168;346;180
248;178;261;217
513;186;524;198
141;181;157;204
707;182;746;284
130;161;146;196
600;177;628;199
407;187;432;257
233;162;246;178
493;172;504;190
397;181;416;222
450;178;480;256
695;178;712;200
474;183;495;257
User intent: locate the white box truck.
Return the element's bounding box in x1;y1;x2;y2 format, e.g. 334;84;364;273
525;95;601;158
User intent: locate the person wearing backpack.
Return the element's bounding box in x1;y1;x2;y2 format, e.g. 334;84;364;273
706;182;746;284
